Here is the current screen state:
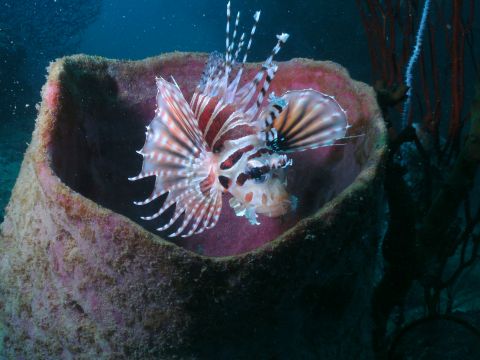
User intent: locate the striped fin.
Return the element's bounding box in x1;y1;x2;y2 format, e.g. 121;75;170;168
197;5;263;105
223;1;233;91
232;32;245;65
261;89;350;153
223;9;260;103
224;3;241;82
234;33;288;116
129;77;222;237
245;63;279;119
241;10;261;66
197;51;224;93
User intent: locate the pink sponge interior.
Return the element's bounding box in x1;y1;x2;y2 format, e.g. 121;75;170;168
49;54;374;256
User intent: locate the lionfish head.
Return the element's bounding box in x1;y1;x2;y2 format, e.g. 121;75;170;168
231;152;295;218
219;136;295;224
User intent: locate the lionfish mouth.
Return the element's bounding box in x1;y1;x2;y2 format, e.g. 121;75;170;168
255;195;295;218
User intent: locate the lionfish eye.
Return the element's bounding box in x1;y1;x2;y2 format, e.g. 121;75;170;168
250;168;269;183
246;160;270;184
267;135;286;152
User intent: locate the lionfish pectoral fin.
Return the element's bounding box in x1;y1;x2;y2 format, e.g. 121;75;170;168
130;77;222;237
229;197;260;225
261;89;350;153
245;207;260;225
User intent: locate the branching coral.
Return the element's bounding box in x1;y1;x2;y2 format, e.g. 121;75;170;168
357;0;479;356
401;0;431;127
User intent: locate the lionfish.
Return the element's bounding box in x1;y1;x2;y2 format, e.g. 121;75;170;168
129;1;349;238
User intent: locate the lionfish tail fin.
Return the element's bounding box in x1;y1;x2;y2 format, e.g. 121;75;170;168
130;77;222;237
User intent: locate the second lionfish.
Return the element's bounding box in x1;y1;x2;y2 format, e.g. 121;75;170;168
129;1;350;237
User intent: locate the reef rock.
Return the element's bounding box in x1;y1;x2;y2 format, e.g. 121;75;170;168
0;53;386;359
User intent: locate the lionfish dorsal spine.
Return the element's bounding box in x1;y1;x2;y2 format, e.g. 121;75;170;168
243;10;261;65
265;33;290;68
233;33;288;118
225;3;241;69
232;32;245;65
247;63;279;119
222;8;261;103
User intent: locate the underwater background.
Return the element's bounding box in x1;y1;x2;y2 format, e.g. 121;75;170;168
1;0;480;359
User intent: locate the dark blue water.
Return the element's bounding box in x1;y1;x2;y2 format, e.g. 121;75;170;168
78;0;369;79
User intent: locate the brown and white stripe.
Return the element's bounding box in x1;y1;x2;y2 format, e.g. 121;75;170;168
262;89;349;152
